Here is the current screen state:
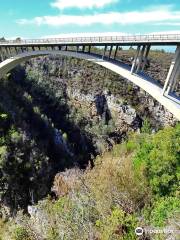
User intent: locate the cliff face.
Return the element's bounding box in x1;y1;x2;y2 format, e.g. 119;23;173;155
19;53;177;156
67;88;176;129
24;53;177;127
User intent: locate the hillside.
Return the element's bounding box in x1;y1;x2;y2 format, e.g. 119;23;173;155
0;124;179;239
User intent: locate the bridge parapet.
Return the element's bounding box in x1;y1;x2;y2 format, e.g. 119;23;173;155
1;34;180;46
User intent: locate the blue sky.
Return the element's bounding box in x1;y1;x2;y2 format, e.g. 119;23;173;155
1;0;180;39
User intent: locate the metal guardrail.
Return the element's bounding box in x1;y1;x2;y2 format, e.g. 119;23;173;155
1;34;180;45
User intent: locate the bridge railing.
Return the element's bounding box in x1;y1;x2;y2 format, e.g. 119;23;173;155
1;34;180;45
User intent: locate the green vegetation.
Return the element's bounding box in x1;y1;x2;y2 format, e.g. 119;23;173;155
0;124;179;239
12;227;32;240
141;118;152;134
134;128;179;197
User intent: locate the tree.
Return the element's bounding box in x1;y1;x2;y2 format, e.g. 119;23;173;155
15;37;21;42
0;37;6;42
141;118;152;134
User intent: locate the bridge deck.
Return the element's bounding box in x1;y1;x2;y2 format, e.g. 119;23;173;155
0;34;180;46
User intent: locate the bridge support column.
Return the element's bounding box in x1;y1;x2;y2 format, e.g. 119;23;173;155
163;45;180;95
0;47;4;62
171;64;180;92
15;47;18;54
131;45;140;74
136;45;146;73
114;45;118;60
109;45;113;59
88;45;91;53
102;45;107;59
142;44;151;71
6;47;11;58
4;47;8;59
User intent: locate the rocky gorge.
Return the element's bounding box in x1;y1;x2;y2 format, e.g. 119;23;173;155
25;51;177;129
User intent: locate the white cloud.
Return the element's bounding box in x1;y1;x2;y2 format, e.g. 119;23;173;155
16;8;180;26
50;0;117;9
154;22;180;26
40;31;180;40
42;32;128;39
150;30;180;34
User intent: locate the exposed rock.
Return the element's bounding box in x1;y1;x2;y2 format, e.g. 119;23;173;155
118;105;136;125
68;89;141;133
51;168;82;197
0;204;11;220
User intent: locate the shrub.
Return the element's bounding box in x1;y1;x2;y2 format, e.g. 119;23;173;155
141;118;152;134
0;146;8;165
147;197;180;227
133;124;180;197
13;226;31;240
96;207;137;240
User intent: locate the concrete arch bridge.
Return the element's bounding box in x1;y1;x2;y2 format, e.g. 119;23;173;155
0;34;180;120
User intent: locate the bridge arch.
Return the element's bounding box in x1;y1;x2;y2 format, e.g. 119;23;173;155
0;50;180;120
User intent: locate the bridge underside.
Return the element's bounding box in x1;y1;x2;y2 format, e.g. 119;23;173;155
0;49;179;120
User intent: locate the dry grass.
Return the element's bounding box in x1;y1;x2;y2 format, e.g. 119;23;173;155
84;145;150;215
